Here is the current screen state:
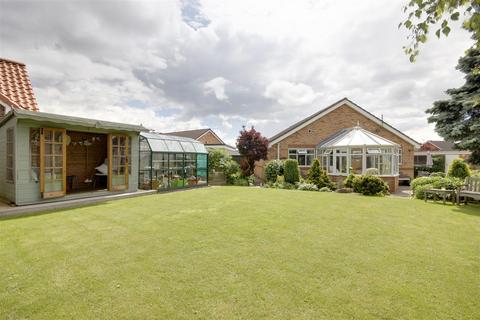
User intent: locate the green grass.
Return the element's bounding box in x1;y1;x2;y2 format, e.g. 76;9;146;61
1;187;479;319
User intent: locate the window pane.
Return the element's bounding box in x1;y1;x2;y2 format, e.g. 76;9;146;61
350;154;363;174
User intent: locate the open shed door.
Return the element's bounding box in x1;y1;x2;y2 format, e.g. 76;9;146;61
108;134;129;191
40;128;67;198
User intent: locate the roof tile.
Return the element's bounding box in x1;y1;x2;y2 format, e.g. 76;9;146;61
0;58;39;111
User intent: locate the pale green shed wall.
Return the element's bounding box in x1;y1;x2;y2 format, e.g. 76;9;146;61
0;117;16;203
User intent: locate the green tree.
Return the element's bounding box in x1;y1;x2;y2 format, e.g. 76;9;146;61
400;0;480;61
427;48;480;164
284;159;300;184
447;158;472;179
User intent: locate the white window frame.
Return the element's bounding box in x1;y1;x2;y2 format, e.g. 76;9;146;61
288;148;315;167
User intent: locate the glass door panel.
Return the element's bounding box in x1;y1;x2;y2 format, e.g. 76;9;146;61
108;134;129;191
41;128;66;198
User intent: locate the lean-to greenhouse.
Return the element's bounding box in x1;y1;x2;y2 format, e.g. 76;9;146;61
139;132;208;190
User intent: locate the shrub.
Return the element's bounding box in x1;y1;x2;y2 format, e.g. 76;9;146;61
365;168;379;176
447;158;471;180
209;148;240;185
265;160;284;183
284;159;300;184
233;178;249;186
414;183;435;199
307;159;335;189
343;172;357;188
297;182;319;191
352;175;389;196
319;187;332;192
429;172;446;177
411;176;464;199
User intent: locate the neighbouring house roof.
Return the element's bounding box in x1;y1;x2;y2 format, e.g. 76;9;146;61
425;140;456;151
317;126;399;148
268;97;420;148
141;132;208;153
207;144;241;156
0;108;147;132
0;58;39;111
163;128;226;145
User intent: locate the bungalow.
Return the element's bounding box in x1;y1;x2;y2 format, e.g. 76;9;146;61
267;98;420;192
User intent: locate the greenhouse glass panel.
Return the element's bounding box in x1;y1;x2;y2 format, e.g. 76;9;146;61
180;141;196;153
148;139;169;153
152;153;169;190
193;142;208;153
197;154;208;185
165;139;183;152
169;153;185;189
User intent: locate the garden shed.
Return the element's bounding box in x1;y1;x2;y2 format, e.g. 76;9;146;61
139;132;208;190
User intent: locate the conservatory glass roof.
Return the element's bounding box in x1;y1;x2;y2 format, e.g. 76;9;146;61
141;132;208;153
317;126;399;148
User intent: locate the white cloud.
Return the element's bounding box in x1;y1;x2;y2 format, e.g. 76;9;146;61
203;76;231;101
0;0;475;143
264;80;317;106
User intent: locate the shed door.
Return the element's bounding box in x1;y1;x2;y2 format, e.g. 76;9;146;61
40;128;67;198
108;134;129;191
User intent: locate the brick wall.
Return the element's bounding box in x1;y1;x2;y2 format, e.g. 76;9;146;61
198;131;223;145
267;103;416;179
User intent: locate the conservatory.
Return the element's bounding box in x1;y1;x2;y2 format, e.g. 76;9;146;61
317;126;401;188
139;132;208;190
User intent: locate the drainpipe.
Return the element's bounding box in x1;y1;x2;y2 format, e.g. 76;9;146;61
277;143;280;160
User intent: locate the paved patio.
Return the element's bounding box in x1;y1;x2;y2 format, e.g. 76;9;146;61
0;190;157;218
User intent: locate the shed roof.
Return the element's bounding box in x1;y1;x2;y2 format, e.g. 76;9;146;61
141;132;208;154
0;108;147;132
317;126;399;148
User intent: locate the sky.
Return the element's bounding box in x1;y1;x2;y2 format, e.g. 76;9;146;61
0;0;475;146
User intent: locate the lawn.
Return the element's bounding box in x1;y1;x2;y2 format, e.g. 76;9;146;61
1;187;479;319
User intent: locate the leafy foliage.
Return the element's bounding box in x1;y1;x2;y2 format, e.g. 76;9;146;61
236;126;269;176
306;159;335;189
411;175;464;198
208;148;240;184
427;48;480;164
400;0;480;61
297;182;319;191
352;175;389;196
284;159;300;184
447;158;472;179
265;160;284;183
343;171;357;188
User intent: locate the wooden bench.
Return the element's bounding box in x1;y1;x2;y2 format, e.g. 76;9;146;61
457;176;480;205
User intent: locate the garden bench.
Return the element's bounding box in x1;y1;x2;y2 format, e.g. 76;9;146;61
424;188;456;205
457;176;480;205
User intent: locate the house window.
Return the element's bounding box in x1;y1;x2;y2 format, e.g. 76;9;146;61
30;129;41;181
288;148;314;166
6;127;14;183
398;148;403;165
